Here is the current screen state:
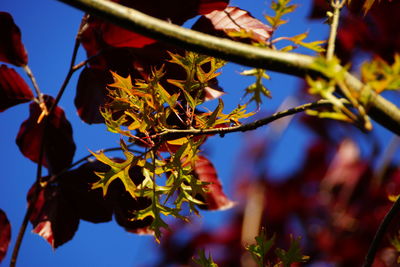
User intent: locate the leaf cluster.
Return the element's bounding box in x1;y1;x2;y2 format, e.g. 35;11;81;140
361;54;400;93
92;51;253;239
306;56;371;130
245;229;309;267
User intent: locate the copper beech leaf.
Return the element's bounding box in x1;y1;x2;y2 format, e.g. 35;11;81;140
111;179;154;235
0;209;11;263
79;0;228;56
0;64;33;112
58;160;114;223
28;184;79;248
75;67;109;124
0;12;28;66
192;6;273;44
16;95;76;174
193;156;234;210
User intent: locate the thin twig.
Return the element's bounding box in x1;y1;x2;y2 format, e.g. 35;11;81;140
47;144;143;184
50;38;81;113
158;100;332;139
10;37;82;267
363;195;400;267
10;132;45;267
326;0;346;60
22;65;48;119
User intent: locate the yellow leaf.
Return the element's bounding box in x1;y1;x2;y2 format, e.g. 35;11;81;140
388;194;400;202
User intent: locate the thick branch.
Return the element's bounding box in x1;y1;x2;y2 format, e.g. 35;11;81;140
363;195;400;267
159;100;332;139
57;0;400;135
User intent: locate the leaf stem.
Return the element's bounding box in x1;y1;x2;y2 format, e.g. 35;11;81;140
159;100;332;139
23;65;48;118
363;195;400;267
326;0;346;60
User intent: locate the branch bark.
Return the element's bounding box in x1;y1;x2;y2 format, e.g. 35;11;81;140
57;0;400;135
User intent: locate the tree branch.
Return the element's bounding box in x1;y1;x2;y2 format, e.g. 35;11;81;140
326;0;346;60
9;36;82;267
363;195;400;267
159;100;332;139
57;0;400;136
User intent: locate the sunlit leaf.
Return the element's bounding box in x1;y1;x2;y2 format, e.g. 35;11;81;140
275;236;309;266
91;140;138;198
193;6;272;44
193;156;234;210
193;249;218;267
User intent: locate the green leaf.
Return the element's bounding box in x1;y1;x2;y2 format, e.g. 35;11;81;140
108;71;133;94
193;249;218;267
275;236;309;267
245;229;275;267
361;54;400;93
241;68;271;106
91;140;138;198
266;0;297;29
206;98;224;128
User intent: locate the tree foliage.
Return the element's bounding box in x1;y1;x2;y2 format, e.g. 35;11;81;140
1;0;400;266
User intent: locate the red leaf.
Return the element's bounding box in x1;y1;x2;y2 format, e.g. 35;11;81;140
0;12;28;66
59;160;114;223
194;156;234;210
75;67;109;124
107;179;154;234
101;23;156;49
75;42;184;124
0;64;33;112
198;0;229;15
0;209;11;263
16;95;76;174
28;184;79;248
193;6;272;44
78;0;229;57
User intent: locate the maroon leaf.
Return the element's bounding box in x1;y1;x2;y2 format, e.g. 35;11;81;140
0;209;11;263
59;160;114;223
192;6;273;44
16;95;76;174
0;12;28;66
0;64;33;112
76;0;229;125
107;179;154;234
28;184;79;248
101;24;156;49
198;0;229;15
194;156;234;210
75;42;184;124
75;67;109;124
79;0;228;57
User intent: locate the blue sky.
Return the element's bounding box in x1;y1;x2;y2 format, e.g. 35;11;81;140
1;0;397;266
